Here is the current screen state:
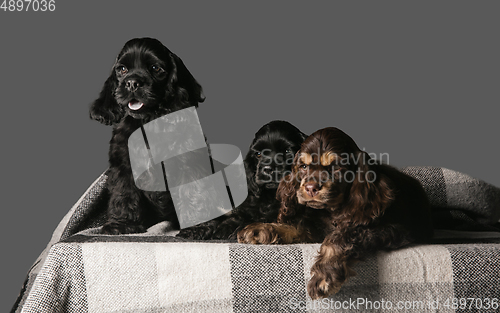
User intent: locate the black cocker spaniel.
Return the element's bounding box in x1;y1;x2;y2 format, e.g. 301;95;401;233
90;37;205;234
177;120;307;240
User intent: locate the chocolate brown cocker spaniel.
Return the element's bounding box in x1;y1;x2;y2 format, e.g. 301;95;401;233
238;127;433;299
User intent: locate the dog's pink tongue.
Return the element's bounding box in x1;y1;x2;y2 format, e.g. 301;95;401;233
128;101;144;110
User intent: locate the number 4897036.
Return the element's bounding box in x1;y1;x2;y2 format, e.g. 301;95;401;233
1;0;55;12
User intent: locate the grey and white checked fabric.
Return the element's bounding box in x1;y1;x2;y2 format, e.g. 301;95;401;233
17;237;500;313
11;167;500;312
401;167;500;226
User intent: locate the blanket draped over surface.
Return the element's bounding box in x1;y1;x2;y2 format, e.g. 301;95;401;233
11;166;500;313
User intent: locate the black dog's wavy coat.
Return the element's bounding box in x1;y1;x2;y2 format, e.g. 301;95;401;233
177;120;307;240
90;38;204;234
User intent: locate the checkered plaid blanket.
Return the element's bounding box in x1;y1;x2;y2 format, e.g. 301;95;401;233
11;167;500;313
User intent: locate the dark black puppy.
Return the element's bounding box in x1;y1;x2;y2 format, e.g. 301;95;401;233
90;38;205;234
177;120;307;240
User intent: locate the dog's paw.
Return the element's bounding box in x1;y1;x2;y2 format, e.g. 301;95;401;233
101;223;145;235
176;225;214;240
307;274;342;300
237;223;279;244
211;222;239;240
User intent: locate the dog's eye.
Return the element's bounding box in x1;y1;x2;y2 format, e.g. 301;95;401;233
300;164;308;170
285;149;291;154
151;65;163;73
255;151;261;158
117;66;128;75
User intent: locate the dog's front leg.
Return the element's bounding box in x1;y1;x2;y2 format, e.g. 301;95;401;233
307;232;356;299
101;165;146;234
307;224;411;299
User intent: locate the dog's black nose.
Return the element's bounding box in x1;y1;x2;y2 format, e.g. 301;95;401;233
262;166;273;175
126;79;142;92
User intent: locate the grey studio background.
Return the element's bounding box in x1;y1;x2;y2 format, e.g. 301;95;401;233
1;1;499;310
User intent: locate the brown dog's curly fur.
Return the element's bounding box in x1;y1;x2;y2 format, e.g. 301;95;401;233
238;127;433;299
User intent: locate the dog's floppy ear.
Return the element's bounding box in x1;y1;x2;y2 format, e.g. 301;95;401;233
299;131;308;143
276;174;301;223
244;148;260;197
345;151;394;225
167;52;205;107
276;151;302;223
89;70;125;125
